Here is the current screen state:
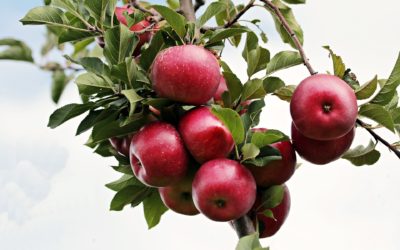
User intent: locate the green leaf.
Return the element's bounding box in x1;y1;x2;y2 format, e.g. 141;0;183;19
106;174;144;192
370;52;400;106
263;77;285;93
235;232;263;250
75;72;113;95
266;51;302;75
143;191;169;229
211;105;245;144
121;89;143;116
20;6;65;26
207;28;248;44
84;0;115;24
242;79;266;101
103;25;138;65
198;2;226;26
110;186;152;211
282;0;306;3
391;107;400;124
112;165;134;175
48;102;94;129
262;209;275;220
251;130;289;148
355;75;378;100
274;85;296;102
223;71;243;106
359;104;395;132
244;146;281;167
76;109;103;135
323;46;346;78
267;0;303;49
242;143;260;161
152;5;186;38
342;140;381;166
65;56;107;76
140;31;165;71
51;70;69;103
0;38;34;62
166;0;180;9
247;47;270;77
259;185;284;209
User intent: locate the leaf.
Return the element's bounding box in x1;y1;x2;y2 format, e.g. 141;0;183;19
247;47;270;77
75;72;113;95
110;186;151;211
103;25;138;65
242;143;260;161
359;104;395;132
266;51;302;75
259;185;285;209
263;77;285;93
282;0;306;3
106;174;144;192
355;75;378;100
235;233;263;250
323;45;346;78
140;31;165;71
143;191;169;229
152;5;186;38
370;52;400;106
20;6;65;26
274;85;296;102
207;28;248;44
262;209;275;220
242;79;266;101
244;146;281;167
342;140;381;166
51;70;69;103
121;89;143;116
211;105;245;144
48;102;94;129
166;0;180;9
0;38;34;62
112;165;134;175
222;71;243;106
198;2;226;26
391;107;400;124
76;109;103;135
251;130;289;148
84;0;115;24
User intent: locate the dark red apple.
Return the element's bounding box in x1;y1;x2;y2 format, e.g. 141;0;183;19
129;122;188;187
159;174;199;216
109;135;133;156
192;159;256;222
151;45;221;105
246;128;296;187
290;74;357;140
252;185;291;238
178;106;234;163
213;76;228;104
291;123;355;165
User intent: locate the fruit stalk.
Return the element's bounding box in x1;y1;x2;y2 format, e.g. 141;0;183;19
231;215;256;238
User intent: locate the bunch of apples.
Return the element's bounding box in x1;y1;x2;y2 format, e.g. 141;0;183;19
110;5;358;238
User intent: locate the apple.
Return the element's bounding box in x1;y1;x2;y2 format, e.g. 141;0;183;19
178;106;234;163
290;74;358;140
130;122;188;187
192;159;256;221
213;76;228;104
115;5;154;56
159;174;199;216
291;123;355;165
238;100;254;115
109;135;133;156
246;128;296;187
151;45;221;105
252;185;291;238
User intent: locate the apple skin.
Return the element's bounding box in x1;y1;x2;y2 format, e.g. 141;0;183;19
251;185;291;238
291;123;355;165
192;159;257;222
159;174;200;216
246;128;296;187
151;45;221;105
109;135;133;156
290;74;358;140
129;122;188;187
213;77;228;104
178;106;234;163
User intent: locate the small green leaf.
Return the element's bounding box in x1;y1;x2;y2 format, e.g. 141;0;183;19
211;105;245;144
166;0;180;9
20;6;65;26
110;186;151;211
259;185;284;209
266;51;302;75
106;174;144;192
112;165;134;175
103;25;138;65
0;38;34;62
143;191;169;229
121;89;143;116
223;71;243;106
262;209;275;220
359;104;395;132
198;2;226;26
84;0;116;24
274;85;296;102
282;0;306;3
251;130;289;148
342;140;381;166
51;70;69;103
140;31;165;71
48;102;94;129
355;75;378;100
235;232;263;250
152;5;186;38
244;146;281;167
263;77;285;93
207;28;248;44
75;72;113;95
242;79;266;101
242;143;260;161
323;46;346;78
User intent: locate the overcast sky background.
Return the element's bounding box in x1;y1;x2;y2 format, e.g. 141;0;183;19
0;1;399;250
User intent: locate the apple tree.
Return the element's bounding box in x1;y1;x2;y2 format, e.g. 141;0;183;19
1;0;400;248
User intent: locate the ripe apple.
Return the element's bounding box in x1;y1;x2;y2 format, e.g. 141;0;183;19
130;122;188;187
290;74;358;140
246;128;296;187
109;135;133;156
115;5;154;56
151;45;221;105
159;174;199;216
178;106;234;163
213;76;228;104
291;123;355;165
192;159;256;221
252;185;291;238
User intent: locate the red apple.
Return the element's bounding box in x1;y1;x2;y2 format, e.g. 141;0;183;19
178;106;234;163
129;122;188;187
290;74;357;140
192;159;256;221
159;174;199;216
291;123;355;165
246;128;296;187
252;185;291;238
213;76;228;104
151;45;221;105
238;100;254;115
109;135;133;156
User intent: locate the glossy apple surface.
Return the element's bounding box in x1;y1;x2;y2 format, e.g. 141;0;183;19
178;106;234;163
151;45;221;105
109;135;133;156
192;159;256;222
213;76;228;104
130;122;188;187
290;74;357;140
291;123;355;165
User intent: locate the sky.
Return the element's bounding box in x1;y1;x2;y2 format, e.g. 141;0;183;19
0;1;400;250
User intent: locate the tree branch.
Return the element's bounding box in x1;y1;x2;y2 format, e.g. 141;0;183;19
231;215;256;238
179;0;196;22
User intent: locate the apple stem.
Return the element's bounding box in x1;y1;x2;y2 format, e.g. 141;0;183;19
231;215;256;238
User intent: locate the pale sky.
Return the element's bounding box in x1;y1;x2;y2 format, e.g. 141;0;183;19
0;0;400;250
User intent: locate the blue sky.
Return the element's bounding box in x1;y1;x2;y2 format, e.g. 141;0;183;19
1;1;400;250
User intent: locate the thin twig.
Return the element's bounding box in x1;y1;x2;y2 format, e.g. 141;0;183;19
129;0;155;15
